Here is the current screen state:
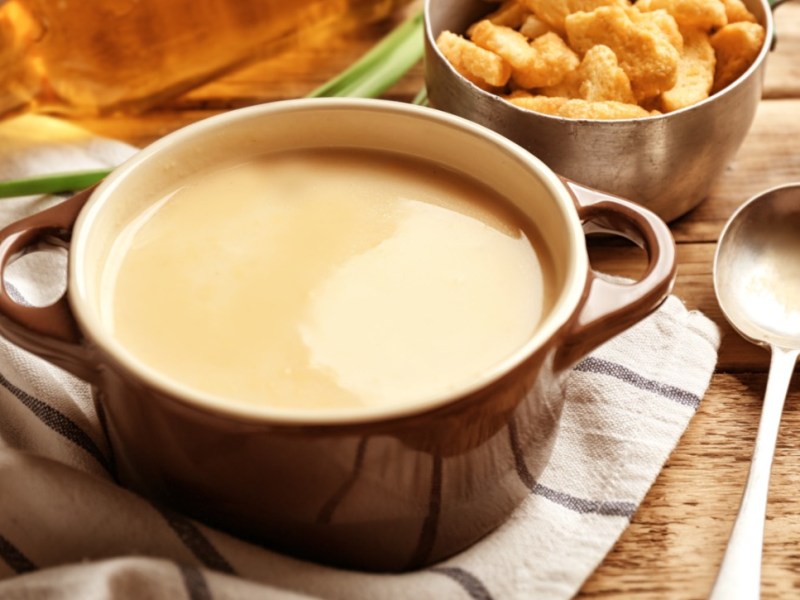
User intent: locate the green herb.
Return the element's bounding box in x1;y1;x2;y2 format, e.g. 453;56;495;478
0;169;113;198
0;9;425;200
412;86;428;106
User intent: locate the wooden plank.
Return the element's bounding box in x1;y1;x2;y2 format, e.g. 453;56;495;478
764;1;800;98
68;110;220;149
579;372;800;599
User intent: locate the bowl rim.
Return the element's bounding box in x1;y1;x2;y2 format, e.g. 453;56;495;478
69;98;589;426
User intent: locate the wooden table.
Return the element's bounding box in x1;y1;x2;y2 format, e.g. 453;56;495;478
68;4;800;598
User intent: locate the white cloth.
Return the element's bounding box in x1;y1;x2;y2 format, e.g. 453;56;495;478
0;115;720;599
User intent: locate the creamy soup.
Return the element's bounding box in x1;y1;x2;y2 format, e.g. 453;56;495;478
101;149;555;412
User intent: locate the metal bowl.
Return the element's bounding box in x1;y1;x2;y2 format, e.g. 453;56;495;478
424;0;775;222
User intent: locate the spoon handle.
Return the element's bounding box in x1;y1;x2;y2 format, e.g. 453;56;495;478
709;346;799;600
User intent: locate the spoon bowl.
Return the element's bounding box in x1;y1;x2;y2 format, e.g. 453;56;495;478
710;182;800;599
715;184;800;348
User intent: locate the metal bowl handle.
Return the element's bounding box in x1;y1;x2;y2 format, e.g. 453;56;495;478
555;178;677;369
0;187;98;381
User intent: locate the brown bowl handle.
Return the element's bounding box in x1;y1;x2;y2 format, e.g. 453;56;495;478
0;186;98;382
555;178;677;369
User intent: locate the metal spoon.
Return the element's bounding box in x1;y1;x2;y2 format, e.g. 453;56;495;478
710;183;800;599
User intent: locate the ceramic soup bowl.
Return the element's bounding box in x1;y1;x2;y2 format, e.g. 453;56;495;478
0;99;675;571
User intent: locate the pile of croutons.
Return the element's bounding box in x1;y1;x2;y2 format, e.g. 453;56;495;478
436;0;765;119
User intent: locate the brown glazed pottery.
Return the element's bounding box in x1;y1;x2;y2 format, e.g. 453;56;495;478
0;99;676;571
424;0;775;223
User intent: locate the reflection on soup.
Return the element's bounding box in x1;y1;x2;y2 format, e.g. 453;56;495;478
102;149;555;412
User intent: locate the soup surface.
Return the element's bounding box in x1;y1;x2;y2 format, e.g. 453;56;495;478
102;149;555;412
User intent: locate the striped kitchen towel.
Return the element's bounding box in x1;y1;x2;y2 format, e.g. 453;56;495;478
0;115;720;600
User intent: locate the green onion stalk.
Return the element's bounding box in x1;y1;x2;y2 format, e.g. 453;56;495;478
0;9;425;200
